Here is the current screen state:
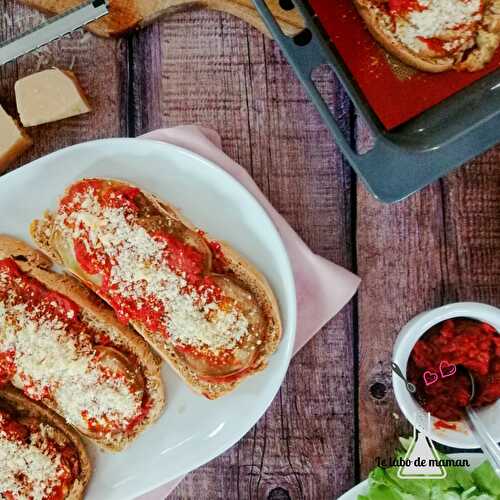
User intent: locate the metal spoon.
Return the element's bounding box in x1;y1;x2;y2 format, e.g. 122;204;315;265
465;370;500;475
391;362;417;394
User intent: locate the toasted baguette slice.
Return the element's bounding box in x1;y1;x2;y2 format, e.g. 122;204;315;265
0;385;91;499
31;178;282;400
0;236;165;451
354;0;500;72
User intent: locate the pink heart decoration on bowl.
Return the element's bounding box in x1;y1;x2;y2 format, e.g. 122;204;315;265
439;360;457;378
423;370;439;386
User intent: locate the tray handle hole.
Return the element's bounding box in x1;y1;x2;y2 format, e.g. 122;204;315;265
279;0;295;11
293;28;312;46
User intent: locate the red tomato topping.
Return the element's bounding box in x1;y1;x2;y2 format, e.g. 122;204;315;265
434;420;458;431
81;410;109;435
45;292;80;322
388;0;425;15
153;232;206;287
208;240;228;273
0;409;29;443
102;186;140;212
0;258;22;278
0;407;80;500
417;36;447;55
73;239;102;275
94;331;111;346
104;286;167;335
125;397;153;433
0;350;16;387
60;179;103;213
0;258;81;320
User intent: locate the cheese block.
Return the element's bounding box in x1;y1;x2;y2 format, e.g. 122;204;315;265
15;69;91;127
0;105;32;172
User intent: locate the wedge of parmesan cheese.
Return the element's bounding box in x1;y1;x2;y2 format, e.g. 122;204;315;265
15;69;91;127
0;104;32;172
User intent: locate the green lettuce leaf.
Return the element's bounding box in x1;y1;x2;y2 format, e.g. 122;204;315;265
357;438;499;500
471;461;500;496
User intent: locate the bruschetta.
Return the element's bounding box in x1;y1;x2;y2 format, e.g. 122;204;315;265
31;178;282;400
0;236;165;451
353;0;500;72
0;385;91;500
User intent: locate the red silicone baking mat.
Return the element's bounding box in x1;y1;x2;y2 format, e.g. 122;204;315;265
308;0;500;129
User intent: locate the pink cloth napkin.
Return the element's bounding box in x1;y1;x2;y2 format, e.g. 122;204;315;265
136;126;360;499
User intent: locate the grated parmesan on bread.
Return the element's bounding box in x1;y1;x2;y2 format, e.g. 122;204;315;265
31;178;283;400
0;236;166;451
0;385;91;500
354;0;500;72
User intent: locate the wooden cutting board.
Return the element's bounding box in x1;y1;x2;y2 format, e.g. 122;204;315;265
18;0;305;37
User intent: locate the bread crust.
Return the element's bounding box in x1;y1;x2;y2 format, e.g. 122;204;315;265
0;235;166;451
31;179;283;400
0;385;91;500
353;0;454;72
353;0;500;73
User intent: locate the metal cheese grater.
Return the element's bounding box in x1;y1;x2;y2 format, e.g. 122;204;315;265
0;0;109;66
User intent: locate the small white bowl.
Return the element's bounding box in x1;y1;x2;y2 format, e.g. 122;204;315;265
393;302;500;449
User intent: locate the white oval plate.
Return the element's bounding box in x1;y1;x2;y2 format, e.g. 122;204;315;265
0;139;297;500
338;453;486;500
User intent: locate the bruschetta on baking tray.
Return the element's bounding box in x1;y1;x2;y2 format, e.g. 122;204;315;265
353;0;500;72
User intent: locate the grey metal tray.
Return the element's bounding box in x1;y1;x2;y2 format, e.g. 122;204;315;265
252;0;500;203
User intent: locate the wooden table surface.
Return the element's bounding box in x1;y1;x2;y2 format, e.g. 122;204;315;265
1;2;499;499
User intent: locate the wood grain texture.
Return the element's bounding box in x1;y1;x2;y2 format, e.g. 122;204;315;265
355;117;500;477
130;9;357;499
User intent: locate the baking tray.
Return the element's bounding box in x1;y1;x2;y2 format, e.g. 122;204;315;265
252;0;500;203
